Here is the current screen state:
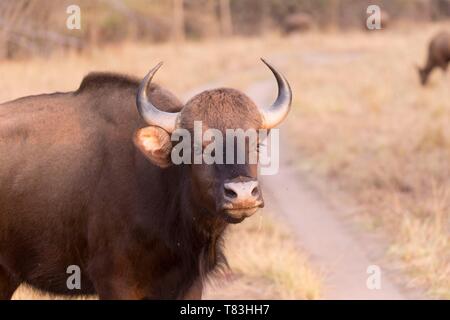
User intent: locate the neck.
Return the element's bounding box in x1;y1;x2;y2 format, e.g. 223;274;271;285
170;166;228;274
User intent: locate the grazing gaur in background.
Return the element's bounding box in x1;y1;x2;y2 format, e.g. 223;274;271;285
0;59;292;299
418;31;450;86
379;10;390;29
283;13;313;34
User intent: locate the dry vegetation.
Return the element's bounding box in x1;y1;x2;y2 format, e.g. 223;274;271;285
0;37;279;102
206;212;322;300
282;23;450;298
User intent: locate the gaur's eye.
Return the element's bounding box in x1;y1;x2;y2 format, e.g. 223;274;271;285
256;142;265;152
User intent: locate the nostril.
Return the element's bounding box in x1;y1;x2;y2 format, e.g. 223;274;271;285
251;186;259;197
224;187;238;199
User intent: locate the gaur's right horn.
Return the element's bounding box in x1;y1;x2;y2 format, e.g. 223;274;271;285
136;62;180;133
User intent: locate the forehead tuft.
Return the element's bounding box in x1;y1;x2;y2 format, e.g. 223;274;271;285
180;88;262;131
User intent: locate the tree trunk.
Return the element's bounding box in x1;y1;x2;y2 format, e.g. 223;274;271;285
328;0;340;30
173;0;185;42
219;0;233;37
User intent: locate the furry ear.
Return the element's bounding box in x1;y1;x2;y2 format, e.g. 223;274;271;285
134;126;173;168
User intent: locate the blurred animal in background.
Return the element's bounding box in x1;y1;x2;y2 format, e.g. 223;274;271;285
282;13;313;34
418;31;450;86
363;9;391;31
379;10;390;29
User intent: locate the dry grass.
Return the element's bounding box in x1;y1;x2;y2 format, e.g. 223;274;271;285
281;23;450;298
2;37;322;300
12;286;94;300
216;212;322;300
0;36;284;103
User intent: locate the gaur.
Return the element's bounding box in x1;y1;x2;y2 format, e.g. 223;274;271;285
0;59;292;299
418;31;450;86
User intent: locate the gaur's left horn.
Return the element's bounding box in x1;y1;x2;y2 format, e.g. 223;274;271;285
136;62;180;133
259;58;292;129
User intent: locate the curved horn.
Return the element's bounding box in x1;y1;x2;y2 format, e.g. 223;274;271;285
259;58;292;129
136;62;180;133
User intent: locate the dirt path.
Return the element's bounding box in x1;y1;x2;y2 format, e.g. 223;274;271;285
246;79;424;300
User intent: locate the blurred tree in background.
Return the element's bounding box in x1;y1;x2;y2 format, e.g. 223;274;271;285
0;0;449;59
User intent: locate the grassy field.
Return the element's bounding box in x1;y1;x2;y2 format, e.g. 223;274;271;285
1;37;322;300
0;37;277;102
211;212;322;300
282;23;450;298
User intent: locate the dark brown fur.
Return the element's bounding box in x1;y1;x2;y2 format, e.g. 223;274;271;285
180;88;262;131
283;13;313;34
418;31;450;85
0;72;262;299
